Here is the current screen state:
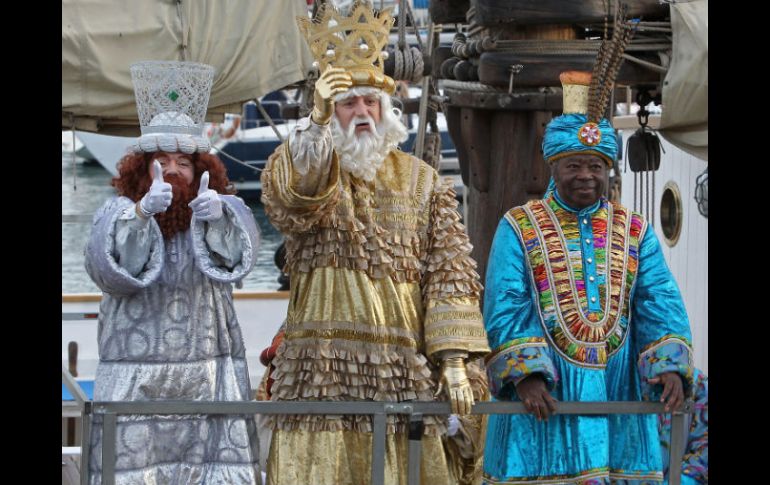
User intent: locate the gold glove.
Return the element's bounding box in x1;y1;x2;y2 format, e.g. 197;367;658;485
311;65;353;125
436;357;474;415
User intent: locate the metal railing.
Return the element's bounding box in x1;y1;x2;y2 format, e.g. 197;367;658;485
62;368;693;485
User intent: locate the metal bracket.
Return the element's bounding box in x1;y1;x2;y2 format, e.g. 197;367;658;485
508;64;524;94
384;403;414;414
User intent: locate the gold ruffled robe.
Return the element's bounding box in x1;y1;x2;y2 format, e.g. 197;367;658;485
261;142;490;485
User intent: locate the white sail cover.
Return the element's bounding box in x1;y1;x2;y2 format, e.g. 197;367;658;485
659;0;708;161
62;0;314;135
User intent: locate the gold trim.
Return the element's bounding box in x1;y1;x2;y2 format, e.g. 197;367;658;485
374;196;420;208
374;212;419;223
425;326;488;339
425;311;483;326
482;468;609;484
286;328;418;348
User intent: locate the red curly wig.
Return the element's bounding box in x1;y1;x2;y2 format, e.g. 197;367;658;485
111;151;236;239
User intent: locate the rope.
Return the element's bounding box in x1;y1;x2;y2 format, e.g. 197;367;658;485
254;99;285;143
403;0;424;52
394;47;404;80
392;45;424;83
69;113;77;191
175;0;188;61
651;168;656;228
452;34;467;58
622;53;668;73
411;46;424;82
402;46;413;82
398;0;407;50
440;80;509;92
210;145;263;173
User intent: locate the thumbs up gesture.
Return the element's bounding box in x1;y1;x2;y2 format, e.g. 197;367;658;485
189;171;223;221
138;160;173;216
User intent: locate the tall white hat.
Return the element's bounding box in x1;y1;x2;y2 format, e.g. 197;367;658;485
129;61;215;154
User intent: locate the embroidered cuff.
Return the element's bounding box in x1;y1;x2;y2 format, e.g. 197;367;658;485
639;336;693;400
485;337;557;399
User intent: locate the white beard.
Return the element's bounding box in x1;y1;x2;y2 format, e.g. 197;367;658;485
331;115;392;182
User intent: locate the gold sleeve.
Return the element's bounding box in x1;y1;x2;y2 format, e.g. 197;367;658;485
261;142;341;234
422;176;490;359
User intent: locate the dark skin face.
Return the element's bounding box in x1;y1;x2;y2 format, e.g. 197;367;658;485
551;154;608;209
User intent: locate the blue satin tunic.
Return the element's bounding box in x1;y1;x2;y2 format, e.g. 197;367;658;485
482;193;693;484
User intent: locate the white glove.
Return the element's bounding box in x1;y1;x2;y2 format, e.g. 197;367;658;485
189;171;223;221
138;160;173;216
447;414;461;437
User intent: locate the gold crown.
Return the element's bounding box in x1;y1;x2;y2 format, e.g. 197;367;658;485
297;1;395;94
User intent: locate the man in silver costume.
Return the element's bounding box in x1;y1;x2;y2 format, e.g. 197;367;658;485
84;61;262;484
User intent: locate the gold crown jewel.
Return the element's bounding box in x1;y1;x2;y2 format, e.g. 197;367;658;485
297;1;395;94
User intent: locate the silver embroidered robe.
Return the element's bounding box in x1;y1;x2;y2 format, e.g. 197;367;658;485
84;195;262;484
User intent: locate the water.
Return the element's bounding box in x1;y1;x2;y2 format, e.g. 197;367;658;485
62;155;283;293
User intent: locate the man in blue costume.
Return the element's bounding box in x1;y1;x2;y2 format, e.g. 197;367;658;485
481;70;694;484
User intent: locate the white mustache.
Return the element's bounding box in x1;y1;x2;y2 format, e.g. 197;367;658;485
349;115;376;134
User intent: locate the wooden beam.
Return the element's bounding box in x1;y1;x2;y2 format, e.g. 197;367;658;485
429;0;470;24
443;88;563;111
472;0;669;26
478;52;662;88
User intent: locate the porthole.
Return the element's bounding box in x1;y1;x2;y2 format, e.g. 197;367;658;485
660;181;683;247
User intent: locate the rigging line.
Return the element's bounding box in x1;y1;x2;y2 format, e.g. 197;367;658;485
644;166;650;221
254;99;286;143
69;113;77;191
176;0;188;61
398;0;407;50
621;53;668;73
403;0;424;52
209;145;264;173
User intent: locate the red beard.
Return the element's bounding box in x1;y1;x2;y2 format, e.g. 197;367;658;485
154;174;196;240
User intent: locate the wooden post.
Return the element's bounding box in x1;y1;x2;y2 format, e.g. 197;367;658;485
464;110;552;285
446;24;575;284
66;341;78;446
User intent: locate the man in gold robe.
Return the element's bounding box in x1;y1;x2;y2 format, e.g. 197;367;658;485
259;3;490;484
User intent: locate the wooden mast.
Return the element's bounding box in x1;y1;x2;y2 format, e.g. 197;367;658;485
431;0;669;284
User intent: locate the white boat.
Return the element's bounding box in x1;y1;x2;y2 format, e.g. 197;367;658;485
72;131;133;176
74;98;464;200
62;130;96;161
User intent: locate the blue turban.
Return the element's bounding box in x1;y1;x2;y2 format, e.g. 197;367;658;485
542;113;617;166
